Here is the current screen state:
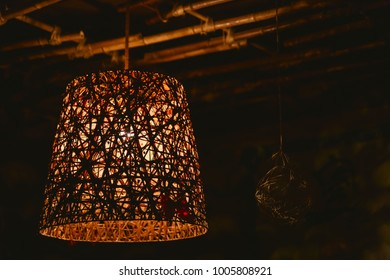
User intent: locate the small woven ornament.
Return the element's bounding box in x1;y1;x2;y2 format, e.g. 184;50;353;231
255;150;311;225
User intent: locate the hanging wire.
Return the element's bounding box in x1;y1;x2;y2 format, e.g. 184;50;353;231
275;0;283;153
124;0;130;70
255;0;312;225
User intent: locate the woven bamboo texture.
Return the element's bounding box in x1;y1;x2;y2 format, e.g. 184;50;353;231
39;70;208;242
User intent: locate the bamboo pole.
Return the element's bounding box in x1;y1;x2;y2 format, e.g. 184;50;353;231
167;0;234;18
16;15;56;33
0;0;62;25
142;40;247;64
23;0;316;61
0;31;85;51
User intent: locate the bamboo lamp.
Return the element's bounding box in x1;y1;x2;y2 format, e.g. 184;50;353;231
39;70;208;242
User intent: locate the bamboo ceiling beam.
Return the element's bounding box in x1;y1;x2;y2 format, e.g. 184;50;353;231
0;31;85;52
0;15;85;51
151;0;388;66
139;27;266;64
0;0;62;25
138;9;329;65
0;2;83;51
165;0;234;19
141;40;247;64
16;15;57;33
127;0;234;24
22;0;320;61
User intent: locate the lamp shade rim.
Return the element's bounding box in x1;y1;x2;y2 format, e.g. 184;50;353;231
39;219;208;242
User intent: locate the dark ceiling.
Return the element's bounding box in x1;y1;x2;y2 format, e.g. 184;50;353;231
0;0;390;259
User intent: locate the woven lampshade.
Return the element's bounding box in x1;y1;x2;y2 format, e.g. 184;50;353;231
39;70;208;242
255;150;311;225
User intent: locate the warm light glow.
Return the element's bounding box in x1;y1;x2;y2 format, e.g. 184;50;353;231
39;70;208;242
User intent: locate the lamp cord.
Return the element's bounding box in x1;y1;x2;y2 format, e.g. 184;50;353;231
124;0;130;70
276;0;283;153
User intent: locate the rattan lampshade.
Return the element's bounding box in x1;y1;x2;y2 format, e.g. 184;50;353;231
39;70;208;242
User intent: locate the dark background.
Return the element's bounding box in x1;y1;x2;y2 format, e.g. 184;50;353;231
0;0;389;259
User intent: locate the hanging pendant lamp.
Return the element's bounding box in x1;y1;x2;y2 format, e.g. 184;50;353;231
39;70;208;242
255;150;311;225
255;0;311;225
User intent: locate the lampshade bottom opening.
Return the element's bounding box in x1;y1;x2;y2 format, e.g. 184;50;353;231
39;220;207;242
